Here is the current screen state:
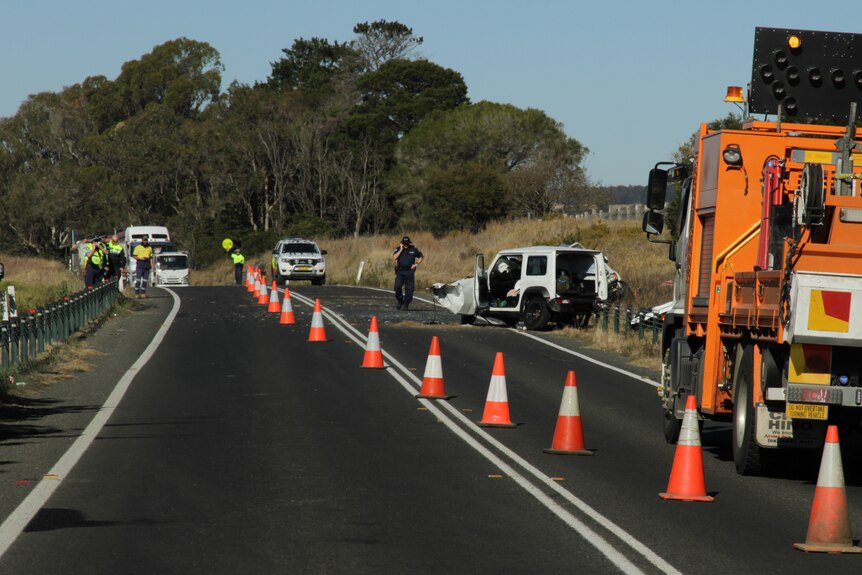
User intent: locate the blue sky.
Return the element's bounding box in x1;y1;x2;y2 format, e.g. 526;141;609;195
3;1;859;185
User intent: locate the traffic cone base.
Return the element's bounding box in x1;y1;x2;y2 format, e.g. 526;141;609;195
361;316;385;369
544;371;593;456
794;425;862;553
659;395;713;502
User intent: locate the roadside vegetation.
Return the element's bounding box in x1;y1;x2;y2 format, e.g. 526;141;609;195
0;256;75;310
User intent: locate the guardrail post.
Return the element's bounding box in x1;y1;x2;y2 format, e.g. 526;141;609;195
652;318;659;345
20;315;29;367
613;305;620;334
638;312;645;340
1;324;8;372
624;306;632;338
36;309;45;354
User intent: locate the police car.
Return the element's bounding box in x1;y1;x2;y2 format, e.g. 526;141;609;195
271;238;327;286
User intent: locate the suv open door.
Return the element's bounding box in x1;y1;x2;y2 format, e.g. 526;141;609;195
474;254;489;312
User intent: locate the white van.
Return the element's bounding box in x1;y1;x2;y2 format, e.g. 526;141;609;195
124;226;174;284
153;251;191;287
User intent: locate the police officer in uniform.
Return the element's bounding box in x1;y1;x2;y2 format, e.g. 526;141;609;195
392;236;423;311
231;248;245;285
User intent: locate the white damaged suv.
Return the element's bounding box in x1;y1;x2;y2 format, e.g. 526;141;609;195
432;243;624;330
271;238;327;286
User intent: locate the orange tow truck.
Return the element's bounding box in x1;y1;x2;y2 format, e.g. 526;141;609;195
643;27;862;474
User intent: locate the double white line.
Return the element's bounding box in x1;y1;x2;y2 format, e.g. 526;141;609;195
288;290;680;575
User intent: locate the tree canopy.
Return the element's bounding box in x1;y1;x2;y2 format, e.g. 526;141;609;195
0;21;593;264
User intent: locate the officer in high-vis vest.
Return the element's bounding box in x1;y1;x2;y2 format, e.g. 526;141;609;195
231;248;245;286
84;241;108;288
106;234;126;278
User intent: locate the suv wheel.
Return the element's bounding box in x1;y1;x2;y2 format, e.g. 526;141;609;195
312;275;325;286
522;296;551;330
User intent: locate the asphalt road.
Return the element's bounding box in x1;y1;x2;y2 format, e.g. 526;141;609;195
1;285;861;574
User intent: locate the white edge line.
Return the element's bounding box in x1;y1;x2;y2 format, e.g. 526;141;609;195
289;290;681;575
0;289;182;558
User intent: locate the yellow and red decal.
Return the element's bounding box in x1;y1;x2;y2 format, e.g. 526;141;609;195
807;289;851;333
788;342;832;385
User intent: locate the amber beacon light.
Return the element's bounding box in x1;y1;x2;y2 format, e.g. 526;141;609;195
724;86;744;103
788;35;802;49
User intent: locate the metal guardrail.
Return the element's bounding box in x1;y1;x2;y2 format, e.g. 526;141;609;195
0;279;120;378
593;304;662;345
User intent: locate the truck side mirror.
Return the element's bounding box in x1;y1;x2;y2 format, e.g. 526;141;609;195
642;211;665;236
646;168;668;211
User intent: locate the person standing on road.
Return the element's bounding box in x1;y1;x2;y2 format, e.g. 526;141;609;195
392;235;423;311
231;247;245;286
84;241;108;288
106;234;126;279
132;238;154;298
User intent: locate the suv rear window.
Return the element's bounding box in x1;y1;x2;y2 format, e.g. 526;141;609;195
281;243;318;254
526;256;547;276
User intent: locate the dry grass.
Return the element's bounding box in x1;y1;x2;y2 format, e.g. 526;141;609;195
0;256;77;309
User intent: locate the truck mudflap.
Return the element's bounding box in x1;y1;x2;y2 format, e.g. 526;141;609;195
754;403;826;449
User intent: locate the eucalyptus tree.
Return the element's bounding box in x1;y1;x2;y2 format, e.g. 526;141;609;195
352;20;423;71
394;101;589;230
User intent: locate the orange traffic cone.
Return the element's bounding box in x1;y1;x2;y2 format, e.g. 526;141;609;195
794;425;862;553
246;267;255;292
279;287;296;325
417;336;452;399
478;352;516;428
307;299;328;342
258;280;269;305
659;394;713;502
253;271;261;299
361;316;385;368
267;281;281;312
544;371;593;455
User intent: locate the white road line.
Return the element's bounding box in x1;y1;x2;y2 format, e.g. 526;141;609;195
515;331;660;387
290;290;681;575
0;289;182;559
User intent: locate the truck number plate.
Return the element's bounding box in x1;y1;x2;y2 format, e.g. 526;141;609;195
296;266;311;271
787;403;828;420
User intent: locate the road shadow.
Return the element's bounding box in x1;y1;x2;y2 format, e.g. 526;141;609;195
0;396;100;446
701;422;862;485
25;508;169;532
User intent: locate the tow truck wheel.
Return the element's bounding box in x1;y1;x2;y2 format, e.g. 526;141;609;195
661;348;681;444
663;403;681;444
731;343;763;475
522;297;550;331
